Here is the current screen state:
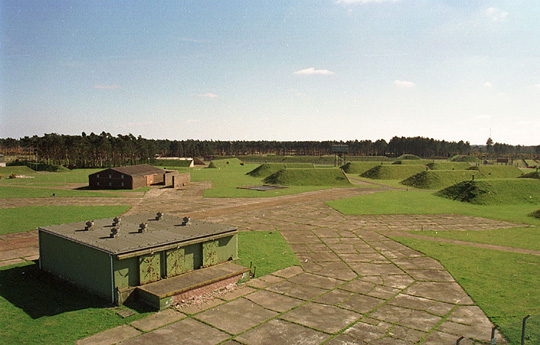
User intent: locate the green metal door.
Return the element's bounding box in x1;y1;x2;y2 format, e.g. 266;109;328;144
166;248;186;277
203;240;219;267
139;252;161;284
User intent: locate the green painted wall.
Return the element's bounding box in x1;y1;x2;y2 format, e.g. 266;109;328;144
39;231;113;302
113;257;139;289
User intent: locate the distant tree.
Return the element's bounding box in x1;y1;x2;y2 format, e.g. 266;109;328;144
486;137;494;152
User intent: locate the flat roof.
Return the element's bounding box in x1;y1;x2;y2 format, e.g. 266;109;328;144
38;213;236;256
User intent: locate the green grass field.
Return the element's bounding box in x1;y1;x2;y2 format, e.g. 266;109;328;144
207;158;244;168
189;164;347;198
468;165;523;179
263;168;351;186
0;186;126;199
426;162;471;170
239;231;300;277
0;205;132;235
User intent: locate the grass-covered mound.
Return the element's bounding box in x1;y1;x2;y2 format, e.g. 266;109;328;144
153;159;192;167
437;179;540;205
426;162;471;170
468;165;523;179
0;166;36;176
207;158;244;169
340;162;381;174
361;165;426;180
520;170;540;179
246;163;314;177
401;170;477;190
397;154;421;160
452;155;480;163
393;159;431;165
263;168;351;186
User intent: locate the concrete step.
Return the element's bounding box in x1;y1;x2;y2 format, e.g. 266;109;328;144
137;262;250;310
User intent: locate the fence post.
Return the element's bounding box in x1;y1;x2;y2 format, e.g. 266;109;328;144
521;315;530;345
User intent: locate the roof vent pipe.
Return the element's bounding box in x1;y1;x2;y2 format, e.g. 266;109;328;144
156;212;164;220
139;222;148;233
110;227;120;238
181;217;191;226
85;220;95;231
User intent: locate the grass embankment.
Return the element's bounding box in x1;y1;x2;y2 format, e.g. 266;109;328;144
361;165;426;180
437;179;540;205
0;230;298;344
452;155;480;163
520;170;540;179
340;162;381;174
400;170;477;190
246;163;314;178
263;168;351;186
328;189;539;343
468;165;523;179
0;205;132;235
207;158;244;168
396;154;421;160
190;164;334;198
0;186;127;199
426;162;471;170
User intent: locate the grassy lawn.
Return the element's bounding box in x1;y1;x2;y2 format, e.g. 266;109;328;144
187;164;347;198
0;230;298;344
0;186;128;199
0;205;131;235
390;238;539;344
0;262;152;345
238;230;299;277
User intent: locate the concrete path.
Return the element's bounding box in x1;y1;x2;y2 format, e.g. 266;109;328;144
1;182;523;343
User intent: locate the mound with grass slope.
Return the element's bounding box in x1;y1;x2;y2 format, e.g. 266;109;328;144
520;170;540;179
401;170;477;190
361;165;426;180
467;165;523;178
0;166;36;176
426;162;471;170
452;155;480;163
397;154;421;160
340;162;381;174
437;179;540;205
263;168;351;186
153;159;192;167
247;163;314;177
207;158;244;169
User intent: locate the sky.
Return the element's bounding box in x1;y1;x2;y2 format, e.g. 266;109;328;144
1;0;539;145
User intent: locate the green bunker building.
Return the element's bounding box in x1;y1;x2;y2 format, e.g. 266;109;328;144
38;212;249;310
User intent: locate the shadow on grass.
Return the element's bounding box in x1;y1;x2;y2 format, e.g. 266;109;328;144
0;262;111;319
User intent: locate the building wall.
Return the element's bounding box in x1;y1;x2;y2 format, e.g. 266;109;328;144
89;169;134;189
39;231;113;302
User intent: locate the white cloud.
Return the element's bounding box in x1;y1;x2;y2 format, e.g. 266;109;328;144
196;93;219;98
534;84;540;92
486;7;508;21
393;80;415;88
336;0;399;4
294;67;335;76
93;85;120;89
483;82;493;88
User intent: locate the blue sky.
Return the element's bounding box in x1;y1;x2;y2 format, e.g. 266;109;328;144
1;0;539;145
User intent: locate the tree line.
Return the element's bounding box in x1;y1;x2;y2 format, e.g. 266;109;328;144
0;132;537;168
